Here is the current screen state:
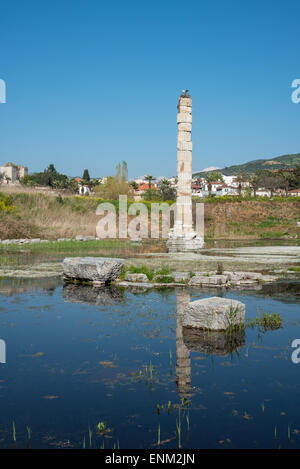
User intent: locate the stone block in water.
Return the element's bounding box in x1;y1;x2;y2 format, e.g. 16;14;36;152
183;296;245;331
63;257;124;284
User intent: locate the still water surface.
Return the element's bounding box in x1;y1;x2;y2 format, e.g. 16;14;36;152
0;277;299;449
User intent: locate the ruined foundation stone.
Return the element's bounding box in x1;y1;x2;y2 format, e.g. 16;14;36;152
63;257;124;284
124;272;149;283
182;296;245;331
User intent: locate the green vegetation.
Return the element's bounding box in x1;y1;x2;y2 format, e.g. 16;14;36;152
256;312;282;330
122;265;173;282
21;163;79;192
153;274;175;283
12;421;16;443
0;187;299;241
96;421;107;435
225;305;245;334
0;239;132;253
0;193;18;215
247;312;283;331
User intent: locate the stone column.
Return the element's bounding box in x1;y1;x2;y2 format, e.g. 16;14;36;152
174;94;193;236
167;91;204;252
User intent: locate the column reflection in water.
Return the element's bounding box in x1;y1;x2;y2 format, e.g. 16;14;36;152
176;290;191;397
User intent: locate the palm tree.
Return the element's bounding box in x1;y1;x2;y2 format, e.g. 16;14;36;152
145;175;155;190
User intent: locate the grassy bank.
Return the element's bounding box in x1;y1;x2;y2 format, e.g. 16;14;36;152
0;190;299;241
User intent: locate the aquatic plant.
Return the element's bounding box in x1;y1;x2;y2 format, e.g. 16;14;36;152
225;305;244;334
12;421;16;443
157;424;161;446
97;421;107;435
149;361;154;380
88;426;93;448
176;408;182;449
256;312;282;331
186;413;190;432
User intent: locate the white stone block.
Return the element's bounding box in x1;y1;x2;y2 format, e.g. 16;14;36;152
183;297;245;331
178;123;192;132
178;106;192;113
177;113;192;124
179;97;192;107
177;131;191;142
177;141;192;151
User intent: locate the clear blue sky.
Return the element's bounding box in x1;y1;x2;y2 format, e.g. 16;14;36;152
1;0;300;178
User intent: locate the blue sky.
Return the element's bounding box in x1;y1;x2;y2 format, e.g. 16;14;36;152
1;0;300;178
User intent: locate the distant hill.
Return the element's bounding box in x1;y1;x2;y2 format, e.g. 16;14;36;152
193;153;300;178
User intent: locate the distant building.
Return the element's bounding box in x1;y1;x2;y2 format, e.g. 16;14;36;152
133;182;159;200
78;184;92;195
288;188;300;197
0;162;28;184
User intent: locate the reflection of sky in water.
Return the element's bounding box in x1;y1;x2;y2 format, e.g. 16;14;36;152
0;279;299;449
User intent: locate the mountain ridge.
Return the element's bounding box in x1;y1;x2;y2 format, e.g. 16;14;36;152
193;153;300;178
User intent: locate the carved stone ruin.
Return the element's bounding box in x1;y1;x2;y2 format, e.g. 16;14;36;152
167;91;204;252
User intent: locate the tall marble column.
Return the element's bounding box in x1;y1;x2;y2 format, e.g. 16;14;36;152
174;93;193;236
167;91;204;252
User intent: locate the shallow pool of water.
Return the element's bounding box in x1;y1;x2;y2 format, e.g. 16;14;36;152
0;278;299;449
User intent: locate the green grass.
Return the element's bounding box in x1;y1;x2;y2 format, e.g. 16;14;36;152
0;239;130;252
152;274;175;283
121;265;172;282
259;231;289;239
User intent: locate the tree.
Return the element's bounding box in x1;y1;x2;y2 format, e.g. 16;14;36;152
121;161;128;181
44;164;58;188
279;170;296;196
130;181;139;191
249;175;260;197
82;169;90;182
116;161;128;182
257;170;283;197
94;176;133;200
235;173;249;196
145;175;155;191
158;178;176;201
205;172;222;195
143;188;160;201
